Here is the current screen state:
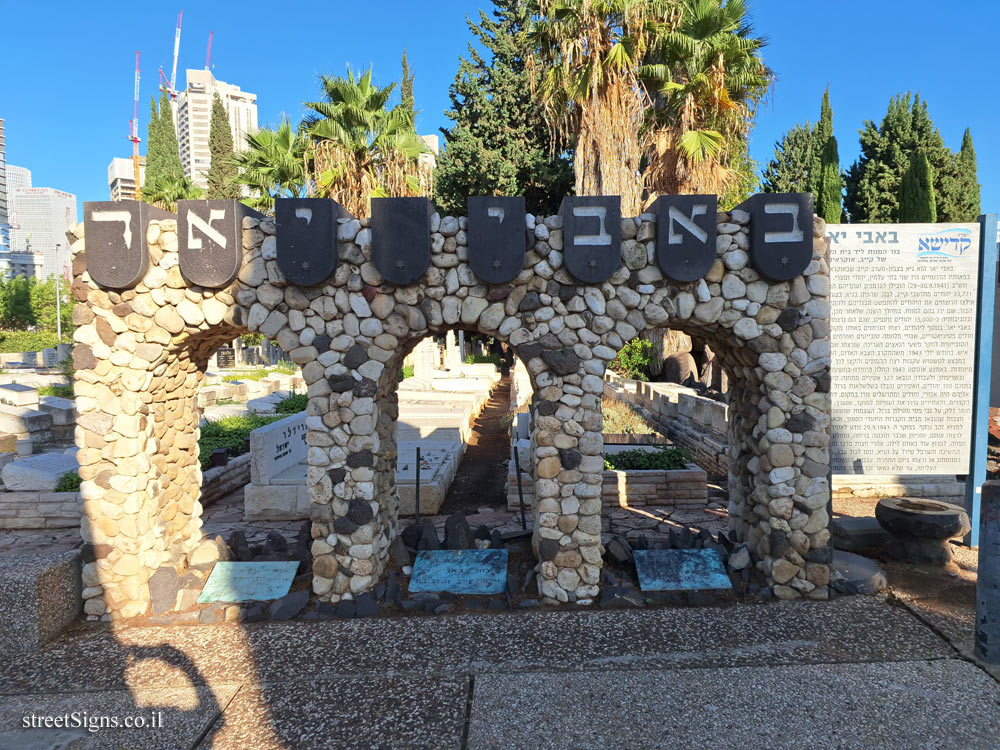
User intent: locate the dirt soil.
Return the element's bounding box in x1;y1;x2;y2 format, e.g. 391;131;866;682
437;374;513;516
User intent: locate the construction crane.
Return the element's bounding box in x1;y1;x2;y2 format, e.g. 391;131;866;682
128;50;142;199
158;10;183;101
205;30;213;70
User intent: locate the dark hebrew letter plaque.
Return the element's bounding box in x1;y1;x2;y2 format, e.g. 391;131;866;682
560;196;621;284
741;193;813;281
275;198;345;286
83;201;173;289
654;194;717;282
179;200;257;288
467;196;526;284
372;197;433;285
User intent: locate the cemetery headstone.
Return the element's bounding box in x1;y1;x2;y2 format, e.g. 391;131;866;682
249;412;307;484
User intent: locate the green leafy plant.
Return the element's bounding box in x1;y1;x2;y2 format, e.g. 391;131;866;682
38;384;74;399
601;398;655;434
240;333;265;347
609;338;654;381
0;330;61;353
198;414;284;470
275;392;308;414
464;352;502;366
400;364;414;380
604;446;690;471
54;471;82;492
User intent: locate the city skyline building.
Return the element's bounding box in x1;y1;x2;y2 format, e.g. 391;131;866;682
9;186;76;279
108;156;147;201
176;69;257;190
0;119;9;258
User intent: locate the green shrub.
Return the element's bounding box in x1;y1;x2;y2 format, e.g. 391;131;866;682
38;384;74;399
604;446;690;471
58;354;75;383
55;471;82;492
400;364;414;380
271;360;298;375
464;352;502;366
0;330;61;354
240;333;264;346
198;414;284;470
601;398;654;434
609;338;654;381
275;392;308;414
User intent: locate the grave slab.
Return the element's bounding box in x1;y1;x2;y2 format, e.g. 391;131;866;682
197;561;300;603
409;549;509;594
249;413;307;484
1;452;78;491
0;383;39;407
634;549;732;591
38;395;76;426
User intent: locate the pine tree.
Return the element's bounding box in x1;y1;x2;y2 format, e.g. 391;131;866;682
434;0;572;216
898;152;936;222
205;92;241;199
400;50;415;127
814;89;842;223
844;93;956;222
761;123;814;193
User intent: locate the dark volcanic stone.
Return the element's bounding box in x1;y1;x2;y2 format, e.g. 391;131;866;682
348;498;375;525
400;599;423;613
785;412;815;433
536;400;559;417
518;342;544;360
418;519;440;550
344;343;369;370
769;529;789;557
487;286;511;301
327;467;346;485
776;308;801;332
354;592;379;618
541;348;581;376
346;450;374;468
444;513;473;550
333;517;359;535
814;370;831;393
401;524;423;551
239;604;266;623
605;536;633;567
353;378;377;397
538;333;561;350
148;567;180;615
386;572;402;604
265;530;288;555
388;535;411;566
269;590;310;621
334;599;357;619
559;449;582;470
538;538;559;561
328;375;355;393
312;335;331;353
487;598;506;610
473;524;492;543
518;292;542;311
559;285;577;302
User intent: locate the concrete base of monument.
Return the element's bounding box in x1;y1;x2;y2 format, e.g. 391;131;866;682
244;440;466;521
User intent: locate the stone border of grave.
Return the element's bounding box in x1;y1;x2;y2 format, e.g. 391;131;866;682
70;197;833;618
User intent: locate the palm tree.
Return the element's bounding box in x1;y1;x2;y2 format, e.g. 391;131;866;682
143;174;203;213
639;0;769;203
233;118;309;213
526;0;677;216
303;66;428;217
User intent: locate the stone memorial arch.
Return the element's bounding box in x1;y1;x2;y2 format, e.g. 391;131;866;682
73;192;832;619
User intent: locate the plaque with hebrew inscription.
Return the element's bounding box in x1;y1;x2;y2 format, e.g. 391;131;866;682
654;194;718;281
634;549;732;591
560;196;621;284
372;197;433;285
197;561;299;603
467;196;526;284
83;201;173;289
740;193;813;281
179;200;260;288
409;549;509;594
276;198;347;286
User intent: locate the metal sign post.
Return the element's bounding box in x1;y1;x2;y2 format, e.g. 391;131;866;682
513;448;527;531
414;447;421;526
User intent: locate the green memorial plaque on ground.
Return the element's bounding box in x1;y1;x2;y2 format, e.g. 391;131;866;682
409;549;509;594
197;561;300;603
633;549;732;592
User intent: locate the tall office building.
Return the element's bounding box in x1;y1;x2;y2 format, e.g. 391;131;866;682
176;69;257;189
5;164;32;273
0;119;9;256
108;157;147;201
9;186;76;279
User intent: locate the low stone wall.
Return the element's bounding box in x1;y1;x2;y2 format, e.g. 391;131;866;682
604;374;729;475
200;453;251;507
508;461;707;510
832;474;964;502
0;490;82;529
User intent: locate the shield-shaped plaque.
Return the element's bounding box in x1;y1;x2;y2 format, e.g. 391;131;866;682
275;198;348;286
179;199;262;288
83;201;174;289
740;193;814;281
372;197;433;285
560;196;621;284
467;196;526;284
654;194;718;282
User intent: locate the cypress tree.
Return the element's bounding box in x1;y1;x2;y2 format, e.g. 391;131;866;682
761;123;814;194
946;128;981;221
158;91;184;181
400;50;415;126
142;96;163;192
435;0;572;215
898;152;936;222
814;89;842;223
205;92;241;199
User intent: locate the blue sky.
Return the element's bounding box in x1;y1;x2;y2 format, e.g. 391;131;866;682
1;0;997;220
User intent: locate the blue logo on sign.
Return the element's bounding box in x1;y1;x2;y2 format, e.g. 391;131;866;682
917;227;973;259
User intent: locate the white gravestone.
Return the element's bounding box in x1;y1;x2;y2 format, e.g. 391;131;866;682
249;412;307;484
2;452;78;491
828;223;980;475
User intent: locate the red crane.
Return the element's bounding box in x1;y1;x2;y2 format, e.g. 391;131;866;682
128;50;142;199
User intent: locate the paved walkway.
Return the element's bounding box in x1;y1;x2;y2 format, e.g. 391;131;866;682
0;596;997;748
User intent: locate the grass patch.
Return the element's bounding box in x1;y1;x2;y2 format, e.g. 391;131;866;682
222;364;299;383
54;471;82;492
464;352;502;366
0;330;61;354
400;364;414;380
604;446;690;471
198;414;284;470
601;398;655;435
215;398;237;406
275;392;308;414
38;384;74;399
